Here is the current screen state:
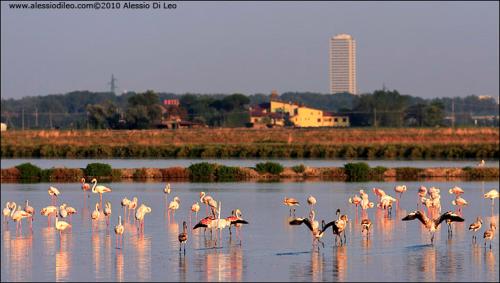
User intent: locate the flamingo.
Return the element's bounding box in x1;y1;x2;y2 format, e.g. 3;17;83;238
3;202;12;224
329;209;349;245
40;205;58;226
135;204;152;233
449;186;464;197
190;202;200;222
164;183;171;194
417;186;427;208
428;187;440;195
469;217;483;244
478;159;485;167
193;215;217;236
452;196;468;214
200;192;215;216
307;195;317;211
23;201;35;232
211;202;231;245
178;221;188;254
283;197;300;216
289;210;337;250
402;211;464;245
114;216;125;249
91;203;100;231
91;178;112;211
360;192;374;216
11;203;32;233
361;218;372;238
104;201;112;226
348;195;362;210
55;213;71;241
164;183;171;215
81;178;91;197
48;186;60;205
394;185;407;200
168;197;180;219
483;222;496;249
65;206;77;219
484;189;499;207
121;197;130;220
226;209;249;243
378;194;397;217
372;188;386;202
127;197;138;222
59;204;68;219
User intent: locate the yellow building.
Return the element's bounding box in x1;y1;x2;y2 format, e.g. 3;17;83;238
249;97;349;128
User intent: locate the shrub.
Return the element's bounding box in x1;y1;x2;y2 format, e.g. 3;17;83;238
188;162;217;181
15;163;42;180
215;165;243;181
292;164;306;174
255;162;284;175
41;168;54;182
344;162;370;182
85;163;112;177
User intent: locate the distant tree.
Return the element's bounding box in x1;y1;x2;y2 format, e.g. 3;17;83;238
86;101;121;129
125;90;162;129
423;101;445;127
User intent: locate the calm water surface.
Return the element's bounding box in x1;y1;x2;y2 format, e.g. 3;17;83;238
1;181;499;282
1;158;498;169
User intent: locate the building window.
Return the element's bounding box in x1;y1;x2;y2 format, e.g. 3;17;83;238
318;119;321;122
342;118;347;122
334;118;338;122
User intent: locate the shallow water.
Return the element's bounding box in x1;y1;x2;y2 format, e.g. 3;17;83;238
1;158;498;169
1;181;499;282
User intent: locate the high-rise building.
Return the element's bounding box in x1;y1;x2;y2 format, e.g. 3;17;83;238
329;33;357;94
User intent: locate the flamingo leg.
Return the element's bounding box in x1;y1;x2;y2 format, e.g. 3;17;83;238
99;194;103;212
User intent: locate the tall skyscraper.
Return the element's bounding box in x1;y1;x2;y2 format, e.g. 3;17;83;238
329;33;357;94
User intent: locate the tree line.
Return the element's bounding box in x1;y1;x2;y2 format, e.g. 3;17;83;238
1;89;498;129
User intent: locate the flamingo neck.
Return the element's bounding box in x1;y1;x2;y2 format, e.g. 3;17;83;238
10;203;17;217
91;180;98;193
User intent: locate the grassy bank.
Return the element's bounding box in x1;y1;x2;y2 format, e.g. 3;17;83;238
1;162;498;183
1;128;498;159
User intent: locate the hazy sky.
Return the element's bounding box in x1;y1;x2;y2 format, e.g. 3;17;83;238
1;1;498;99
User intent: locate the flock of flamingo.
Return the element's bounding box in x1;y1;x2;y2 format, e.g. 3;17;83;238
2;177;499;255
2;178;249;254
284;185;499;250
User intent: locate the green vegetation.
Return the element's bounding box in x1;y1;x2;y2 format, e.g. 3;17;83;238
3;143;497;159
255;162;284;175
85;163;112;177
344;162;371;182
188;162;246;181
188;162;217;181
292;164;306;173
1;162;498;183
15;162;41;181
